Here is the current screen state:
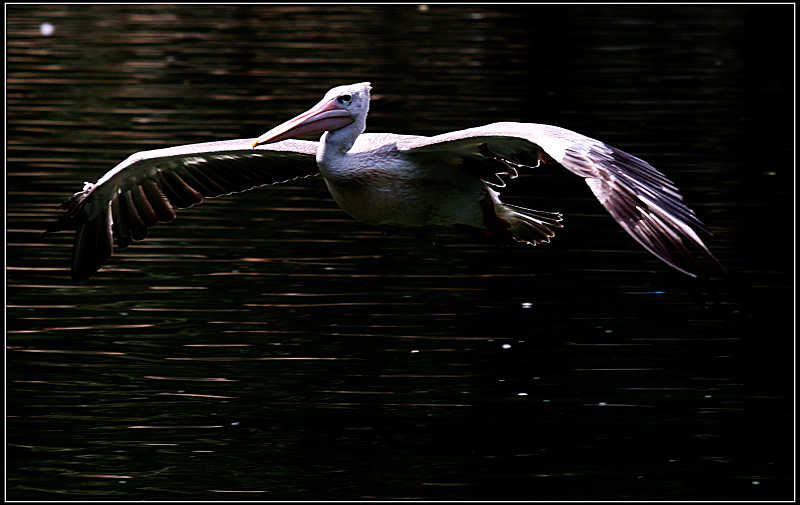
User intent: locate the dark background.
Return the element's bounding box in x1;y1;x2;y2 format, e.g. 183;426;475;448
6;4;794;500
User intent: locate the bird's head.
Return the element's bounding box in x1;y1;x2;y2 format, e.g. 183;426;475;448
252;82;372;148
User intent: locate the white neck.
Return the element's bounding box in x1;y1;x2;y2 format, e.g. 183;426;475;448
316;101;369;170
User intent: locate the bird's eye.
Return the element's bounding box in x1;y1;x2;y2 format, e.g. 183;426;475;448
337;94;352;104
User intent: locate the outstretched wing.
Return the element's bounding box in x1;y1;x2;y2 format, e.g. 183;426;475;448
397;122;720;277
47;138;320;282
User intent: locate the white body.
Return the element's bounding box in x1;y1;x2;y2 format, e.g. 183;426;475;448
317;134;486;228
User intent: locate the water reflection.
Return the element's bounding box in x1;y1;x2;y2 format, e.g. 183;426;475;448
7;3;793;501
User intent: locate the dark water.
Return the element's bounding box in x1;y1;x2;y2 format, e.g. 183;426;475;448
6;4;794;500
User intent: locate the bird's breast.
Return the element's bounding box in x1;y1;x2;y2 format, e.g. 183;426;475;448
318;150;485;228
322;164;425;226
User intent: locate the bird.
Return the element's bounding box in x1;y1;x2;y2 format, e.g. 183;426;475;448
46;81;720;282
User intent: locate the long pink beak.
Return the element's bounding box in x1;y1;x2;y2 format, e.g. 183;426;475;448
252;98;354;148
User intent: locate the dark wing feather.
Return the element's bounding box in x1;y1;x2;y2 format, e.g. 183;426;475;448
398;122;720;277
47;138;319;281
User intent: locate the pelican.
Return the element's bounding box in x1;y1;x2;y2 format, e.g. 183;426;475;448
46;82;720;281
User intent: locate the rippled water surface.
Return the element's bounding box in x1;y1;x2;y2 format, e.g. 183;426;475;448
6;4;794;500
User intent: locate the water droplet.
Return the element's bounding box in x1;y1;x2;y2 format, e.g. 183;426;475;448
517;392;528;396
752;480;760;486
598;402;607;406
704;394;712;398
502;344;511;349
521;302;532;309
231;421;239;426
410;349;420;354
40;22;55;36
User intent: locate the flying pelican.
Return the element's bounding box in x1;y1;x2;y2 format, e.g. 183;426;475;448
46;82;719;282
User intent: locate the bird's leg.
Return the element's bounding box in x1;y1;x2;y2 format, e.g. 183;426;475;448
478;144;541;187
